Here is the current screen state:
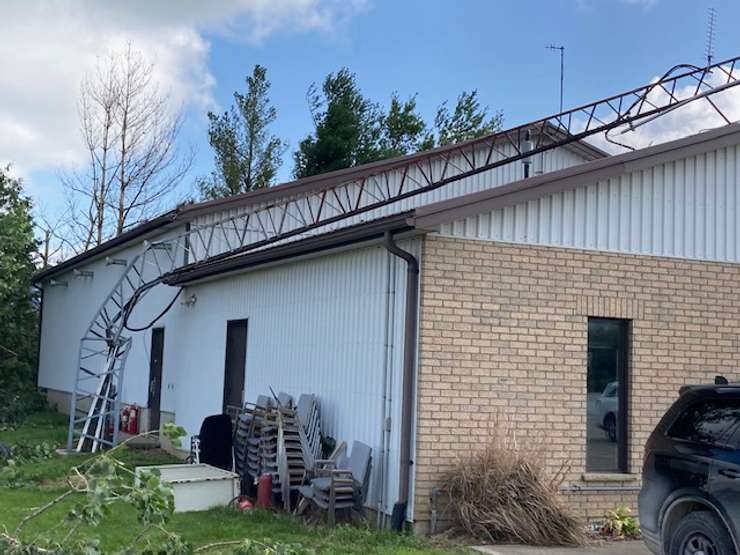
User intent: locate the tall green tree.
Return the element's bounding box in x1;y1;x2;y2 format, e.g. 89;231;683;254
201;65;284;199
294;68;382;178
294;70;502;178
294;71;433;178
0;166;42;422
380;93;433;157
432;90;503;146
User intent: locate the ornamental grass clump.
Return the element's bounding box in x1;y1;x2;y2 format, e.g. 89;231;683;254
440;423;584;546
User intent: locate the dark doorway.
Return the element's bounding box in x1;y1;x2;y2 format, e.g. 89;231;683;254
223;319;248;413
148;327;165;431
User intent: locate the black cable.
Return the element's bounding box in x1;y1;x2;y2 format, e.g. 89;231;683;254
123;287;183;332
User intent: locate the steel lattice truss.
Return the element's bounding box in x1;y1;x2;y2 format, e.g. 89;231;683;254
68;55;740;451
178;55;740;268
69;244;181;451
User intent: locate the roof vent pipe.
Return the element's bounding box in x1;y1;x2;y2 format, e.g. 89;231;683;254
522;129;534;178
383;231;419;532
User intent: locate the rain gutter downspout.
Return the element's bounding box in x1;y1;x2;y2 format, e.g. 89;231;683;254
383;231;419;532
376;249;395;528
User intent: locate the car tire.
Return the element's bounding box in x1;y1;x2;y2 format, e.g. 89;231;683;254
668;511;735;555
604;413;617;442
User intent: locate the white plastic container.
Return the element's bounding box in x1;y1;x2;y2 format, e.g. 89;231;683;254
135;463;240;512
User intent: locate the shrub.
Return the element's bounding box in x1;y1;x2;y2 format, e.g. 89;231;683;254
0;359;45;426
439;422;584;546
602;506;639;539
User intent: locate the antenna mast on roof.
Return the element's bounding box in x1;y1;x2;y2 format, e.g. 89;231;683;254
546;44;565;113
706;7;717;66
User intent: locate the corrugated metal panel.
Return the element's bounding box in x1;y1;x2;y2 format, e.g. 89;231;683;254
38;227;188;414
438;143;740;264
40;234;422;517
166;237;421;516
188;145;590;261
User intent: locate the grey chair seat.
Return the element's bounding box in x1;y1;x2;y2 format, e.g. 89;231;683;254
309;476;356;492
297;440;372;526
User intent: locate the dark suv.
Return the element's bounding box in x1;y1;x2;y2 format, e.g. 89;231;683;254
640;379;740;555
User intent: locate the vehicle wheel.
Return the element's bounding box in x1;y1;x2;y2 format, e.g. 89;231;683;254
668;511;735;555
604;413;617;442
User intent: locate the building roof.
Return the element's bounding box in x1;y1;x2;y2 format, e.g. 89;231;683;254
33;210;180;282
164;212;414;285
163;122;740;284
411;122;740;230
33;125;606;282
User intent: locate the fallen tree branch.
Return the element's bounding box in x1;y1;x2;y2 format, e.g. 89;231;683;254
14;489;76;536
194;539;248;552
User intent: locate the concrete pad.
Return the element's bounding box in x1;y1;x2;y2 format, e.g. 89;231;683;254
472;540;650;555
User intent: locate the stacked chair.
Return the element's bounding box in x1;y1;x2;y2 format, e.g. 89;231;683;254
231;390;373;523
233;394;273;494
296;440;373;526
233;392;323;510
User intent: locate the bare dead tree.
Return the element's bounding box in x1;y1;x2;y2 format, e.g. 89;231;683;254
61;44;191;251
34;206;76;267
112;45;191;235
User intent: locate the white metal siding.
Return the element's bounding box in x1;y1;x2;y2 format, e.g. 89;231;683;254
38;228;187;413
38;229;421;517
438;143;740;264
164;238;421;516
188;145;590;261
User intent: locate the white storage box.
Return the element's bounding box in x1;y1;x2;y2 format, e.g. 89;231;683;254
135;463;240;513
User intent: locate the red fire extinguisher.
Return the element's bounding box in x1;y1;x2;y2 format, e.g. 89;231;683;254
128;404;138;434
257;474;272;509
120;406;130;432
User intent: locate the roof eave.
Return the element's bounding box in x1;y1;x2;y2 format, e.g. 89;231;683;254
163;212;416;286
33;210;180;282
412;123;740;230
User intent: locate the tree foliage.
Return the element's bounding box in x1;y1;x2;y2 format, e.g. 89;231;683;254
293;68;502;178
433;90;502;146
0;426;313;554
0;166;43;423
381;93;433;157
294;68;383;178
200;65;284;199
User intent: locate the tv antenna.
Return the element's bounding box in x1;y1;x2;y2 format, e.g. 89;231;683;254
546;44;565;113
706;7;717;66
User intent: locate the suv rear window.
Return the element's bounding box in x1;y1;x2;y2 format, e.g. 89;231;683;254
668;398;740;449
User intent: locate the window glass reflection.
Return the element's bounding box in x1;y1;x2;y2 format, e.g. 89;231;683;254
586;319;627;472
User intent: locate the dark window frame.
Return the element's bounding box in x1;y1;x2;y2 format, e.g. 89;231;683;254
587;317;630;474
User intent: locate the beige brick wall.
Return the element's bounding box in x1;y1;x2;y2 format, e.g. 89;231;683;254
414;234;740;526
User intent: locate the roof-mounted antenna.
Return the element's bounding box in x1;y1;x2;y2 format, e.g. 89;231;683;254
706;7;717;67
546;45;565;113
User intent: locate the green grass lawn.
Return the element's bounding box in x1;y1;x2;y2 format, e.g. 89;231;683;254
0;410;466;554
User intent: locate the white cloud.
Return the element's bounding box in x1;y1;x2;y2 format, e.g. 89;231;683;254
0;0;367;177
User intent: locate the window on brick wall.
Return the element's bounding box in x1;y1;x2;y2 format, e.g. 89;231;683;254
586;318;629;473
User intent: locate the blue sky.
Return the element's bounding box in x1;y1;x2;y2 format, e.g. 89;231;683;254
200;0;737;182
3;0;739;219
